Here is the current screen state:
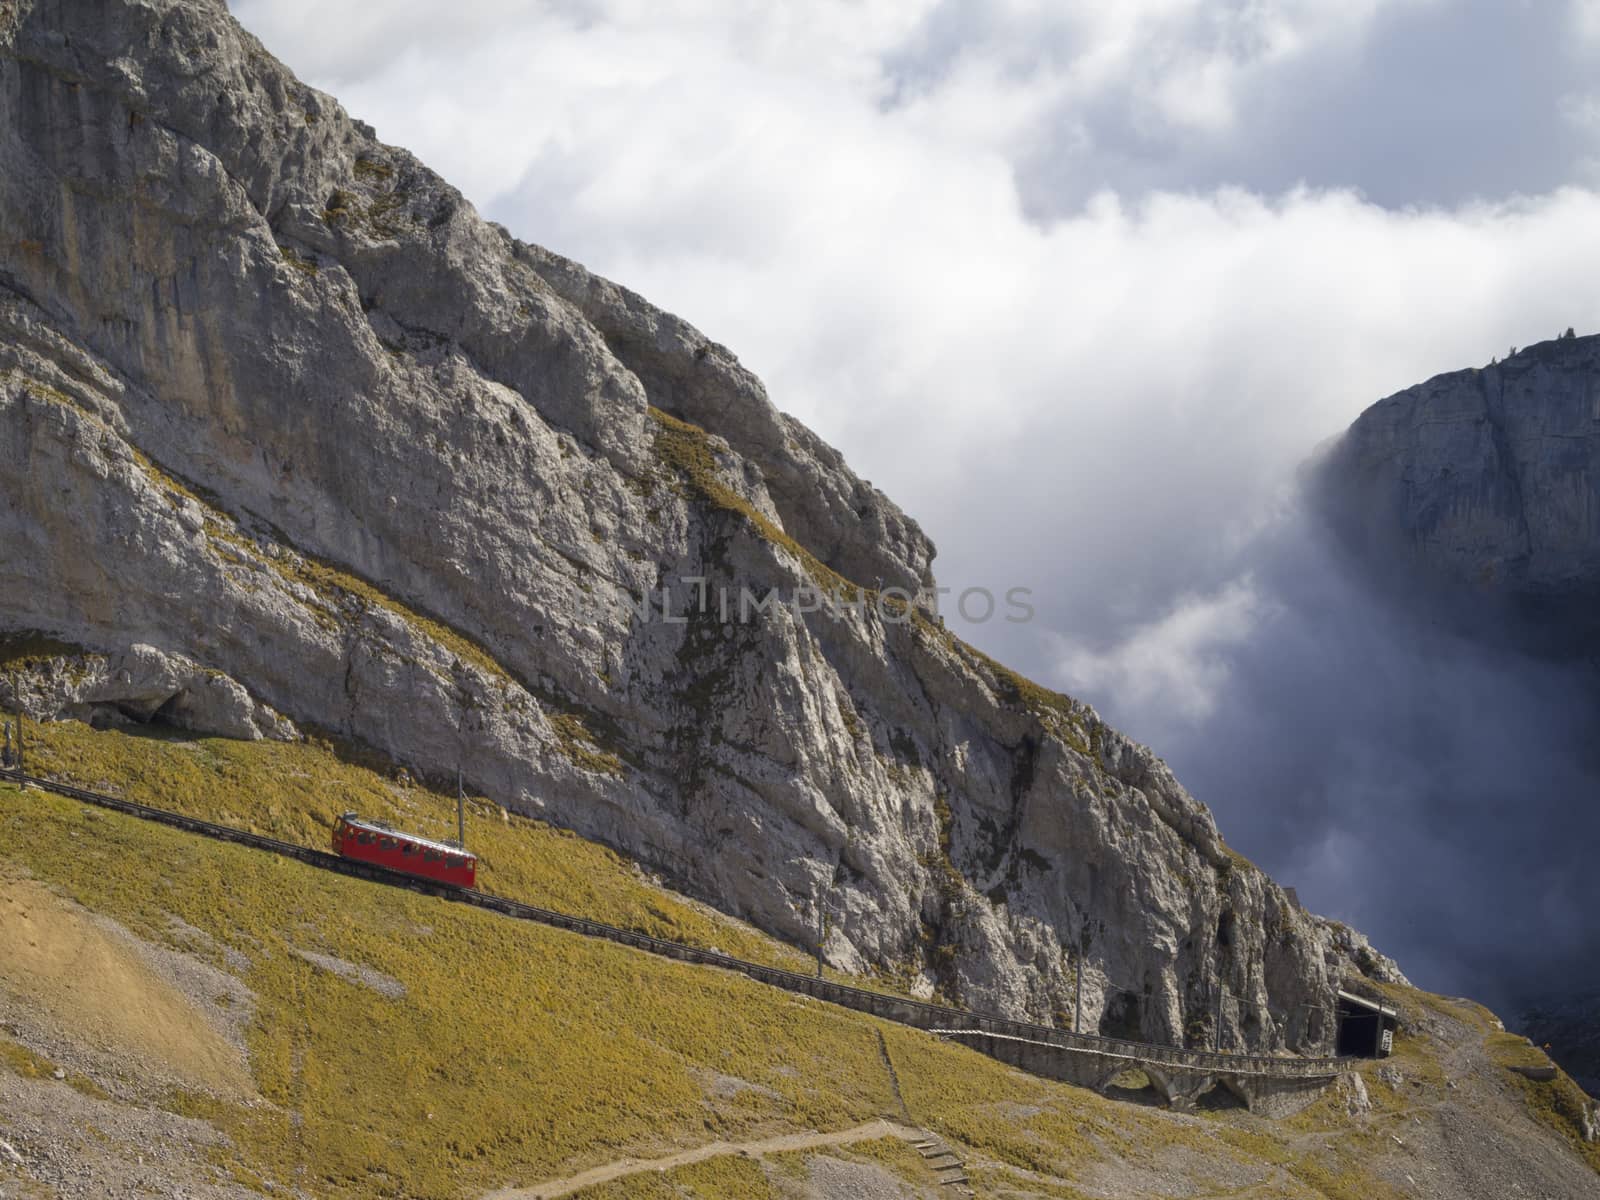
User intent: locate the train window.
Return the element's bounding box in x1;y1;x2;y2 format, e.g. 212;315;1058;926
380;837;396;850
358;833;374;845
401;842;414;854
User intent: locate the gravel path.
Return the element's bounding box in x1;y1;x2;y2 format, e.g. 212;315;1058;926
481;1119;927;1199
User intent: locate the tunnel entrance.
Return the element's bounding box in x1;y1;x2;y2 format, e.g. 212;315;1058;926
1336;989;1398;1058
1098;992;1144;1041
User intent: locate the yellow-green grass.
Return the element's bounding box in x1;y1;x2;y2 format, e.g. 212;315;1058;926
0;630;86;676
880;1025;1120;1179
885;1021;1402;1199
13;718;811;973
0;783;912;1196
0;780;1401;1200
825;1134;935;1181
13;716;936;1000
1487;1030;1554;1072
7;704;1587;1195
1367;979;1497;1033
1;779;1197;1198
886;1008;1472;1200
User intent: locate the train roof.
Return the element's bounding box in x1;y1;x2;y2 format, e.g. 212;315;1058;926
339;813;476;860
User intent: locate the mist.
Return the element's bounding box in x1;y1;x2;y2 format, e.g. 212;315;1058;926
1054;482;1600;1008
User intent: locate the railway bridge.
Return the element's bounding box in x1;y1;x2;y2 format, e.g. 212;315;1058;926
928;1029;1336;1118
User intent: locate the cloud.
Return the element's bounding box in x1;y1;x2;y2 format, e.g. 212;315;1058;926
883;0;1417;136
1051;577;1271;724
1073;506;1600;1005
231;0;1600;1003
1573;0;1600;44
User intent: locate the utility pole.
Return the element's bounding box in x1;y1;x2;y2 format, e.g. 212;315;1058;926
815;891;825;979
1214;978;1226;1052
456;765;466;848
1073;926;1086;1035
12;673;22;775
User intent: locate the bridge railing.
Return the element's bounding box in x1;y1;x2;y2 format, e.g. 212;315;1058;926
1;766;1341;1080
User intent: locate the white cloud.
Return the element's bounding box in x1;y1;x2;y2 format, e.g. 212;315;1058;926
1050;577;1273;723
1572;0;1600;45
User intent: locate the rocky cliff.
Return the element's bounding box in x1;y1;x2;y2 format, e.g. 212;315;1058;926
1317;332;1600;653
1315;333;1600;1092
0;0;1381;1051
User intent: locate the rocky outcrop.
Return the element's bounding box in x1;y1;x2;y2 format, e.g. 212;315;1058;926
2;641;294;742
1314;918;1410;988
1317;333;1600;651
0;0;1379;1050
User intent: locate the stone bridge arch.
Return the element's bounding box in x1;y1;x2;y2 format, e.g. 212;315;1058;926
1195;1075;1252;1110
1136;1069;1254;1113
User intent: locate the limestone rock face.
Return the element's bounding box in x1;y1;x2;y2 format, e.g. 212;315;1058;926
1314;918;1409;989
0;0;1379;1049
515;243;937;596
1318;334;1600;648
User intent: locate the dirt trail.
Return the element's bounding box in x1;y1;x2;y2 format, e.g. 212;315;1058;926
482;1118;925;1199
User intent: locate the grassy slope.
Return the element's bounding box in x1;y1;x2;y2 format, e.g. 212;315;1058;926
1;722;1596;1199
2;780;904;1197
17;719;820;972
1438;996;1600;1177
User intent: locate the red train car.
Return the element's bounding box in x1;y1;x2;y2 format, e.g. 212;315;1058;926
333;813;477;888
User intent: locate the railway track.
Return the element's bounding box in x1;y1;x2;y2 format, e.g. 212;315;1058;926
0;765;1343;1081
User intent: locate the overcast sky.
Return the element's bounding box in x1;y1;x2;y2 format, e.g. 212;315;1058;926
235;0;1600;1007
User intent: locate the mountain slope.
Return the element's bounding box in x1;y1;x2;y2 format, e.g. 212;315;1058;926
2;753;1598;1198
0;0;1376;1049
